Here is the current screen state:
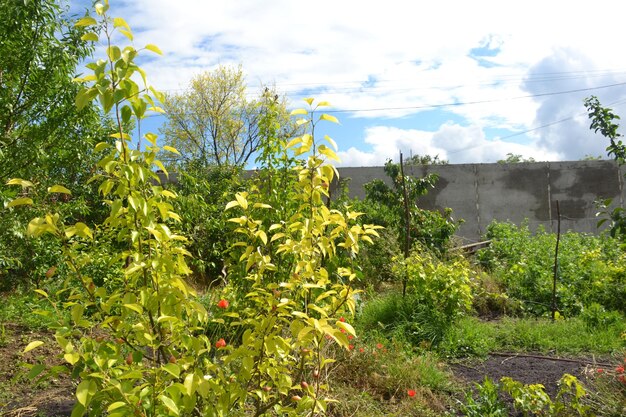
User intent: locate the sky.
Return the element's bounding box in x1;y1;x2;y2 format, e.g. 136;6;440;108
71;0;626;167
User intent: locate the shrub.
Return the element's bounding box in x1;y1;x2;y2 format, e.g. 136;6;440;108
477;220;626;317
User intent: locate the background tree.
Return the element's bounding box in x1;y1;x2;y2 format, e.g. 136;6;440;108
497;153;536;164
584;95;626;239
160;65;295;168
0;0;110;289
0;0;104;183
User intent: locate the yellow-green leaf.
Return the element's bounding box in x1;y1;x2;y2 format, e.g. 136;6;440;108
225;200;239;210
160;395;180;416
304;97;314;105
76;379;96;406
163;363;180;378
145;44;163;55
163;145;180;155
75;17;97;27
94;142;111;152
23;340;44;353
256;230;268;245
34;289;48;298
113;17;130;30
320;113;339;124
319;146;340;162
285;137;302;149
64;351;80;365
48;185;72;195
7;197;33;208
235;193;248;210
74;222;93;239
290;108;307;116
323;135;338;150
6;178;33;188
123;303;143;314
107;402;127;412
119;29;133;41
81;32;99;42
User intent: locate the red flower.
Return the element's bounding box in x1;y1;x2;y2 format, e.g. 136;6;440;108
407;389;416;397
619;375;626;384
359;347;365;353
616;365;624;374
349;344;354;350
217;299;229;309
597;368;604;374
338;317;346;322
215;338;227;348
348;335;354;340
340;328;346;334
376;343;384;349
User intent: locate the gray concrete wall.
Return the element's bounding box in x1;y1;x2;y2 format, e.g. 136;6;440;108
334;160;625;241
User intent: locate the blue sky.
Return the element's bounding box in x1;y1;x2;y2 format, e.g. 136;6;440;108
72;0;626;166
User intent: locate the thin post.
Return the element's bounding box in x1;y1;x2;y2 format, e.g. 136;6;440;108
551;200;561;321
400;152;411;297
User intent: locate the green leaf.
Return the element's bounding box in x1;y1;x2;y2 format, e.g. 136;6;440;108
81;32;99;42
48;185;72;195
23;340;44;353
27;363;45;379
160;395;180;416
145;44;163;55
76;87;97;110
225;200;239;210
75;17;97;27
7;197;33;208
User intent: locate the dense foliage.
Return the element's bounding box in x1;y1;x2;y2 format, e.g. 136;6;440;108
477;220;626;317
0;0;111;289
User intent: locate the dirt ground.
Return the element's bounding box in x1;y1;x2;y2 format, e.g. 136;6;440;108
0;324;608;417
451;352;595;397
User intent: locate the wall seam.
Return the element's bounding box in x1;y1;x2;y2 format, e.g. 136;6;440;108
474;164;481;238
547;162;552;232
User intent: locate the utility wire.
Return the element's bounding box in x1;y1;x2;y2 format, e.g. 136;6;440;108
142;80;626;119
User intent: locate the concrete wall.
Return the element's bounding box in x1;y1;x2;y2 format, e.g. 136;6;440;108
334;160;625;241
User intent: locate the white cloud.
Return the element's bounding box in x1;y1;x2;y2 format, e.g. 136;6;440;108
82;0;626;165
337;123;561;167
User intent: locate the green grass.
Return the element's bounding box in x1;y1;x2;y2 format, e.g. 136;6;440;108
0;291;59;330
440;316;626;358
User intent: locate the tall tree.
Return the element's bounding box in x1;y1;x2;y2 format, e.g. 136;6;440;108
160;65;294;167
0;0;103;184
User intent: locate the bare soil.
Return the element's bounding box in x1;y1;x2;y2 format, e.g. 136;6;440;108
451;353;597;397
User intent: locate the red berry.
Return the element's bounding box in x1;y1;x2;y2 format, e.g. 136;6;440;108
300;381;309;390
125;353;133;365
217;299;229;309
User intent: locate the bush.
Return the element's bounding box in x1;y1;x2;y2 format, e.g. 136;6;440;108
477;220;626;316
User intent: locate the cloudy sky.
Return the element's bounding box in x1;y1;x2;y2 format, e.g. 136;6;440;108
73;0;626;166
